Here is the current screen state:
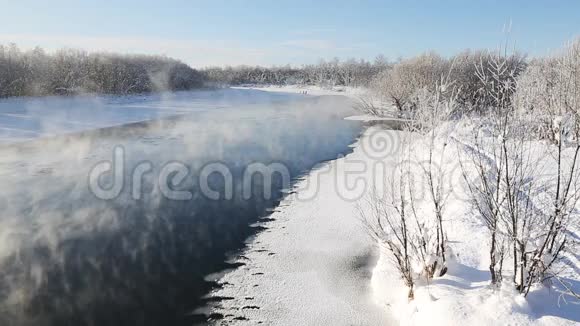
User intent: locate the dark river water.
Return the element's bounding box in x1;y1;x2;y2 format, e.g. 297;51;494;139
0;90;361;326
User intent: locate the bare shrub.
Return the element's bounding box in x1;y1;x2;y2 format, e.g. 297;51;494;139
462;45;580;295
511;40;580;294
360;132;443;300
445;49;525;111
370;52;449;113
361;79;459;299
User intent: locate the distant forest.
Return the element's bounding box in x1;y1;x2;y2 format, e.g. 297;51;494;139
0;44;205;97
0;44;393;98
203;57;390;88
0;43;537;104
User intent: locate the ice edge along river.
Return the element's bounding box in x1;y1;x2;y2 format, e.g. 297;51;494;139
204;127;398;325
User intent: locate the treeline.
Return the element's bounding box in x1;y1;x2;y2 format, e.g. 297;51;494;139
202;51;529;114
0;44;205;97
3;41;576;113
203;57;390;88
366;39;580;123
514;40;580;140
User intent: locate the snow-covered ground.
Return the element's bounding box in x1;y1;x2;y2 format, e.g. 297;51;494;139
240;85;398;119
370;121;580;326
232;85;369;99
206;119;579;325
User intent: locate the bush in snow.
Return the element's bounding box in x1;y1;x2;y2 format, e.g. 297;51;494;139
451;49;526;111
360;83;459;300
365;49;526;117
370;52;449;113
360;136;447;300
462;45;580;295
369;40;579;301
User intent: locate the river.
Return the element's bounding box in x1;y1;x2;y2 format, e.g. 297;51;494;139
0;89;362;326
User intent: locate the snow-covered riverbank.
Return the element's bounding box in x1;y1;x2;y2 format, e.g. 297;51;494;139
231;85;369;99
370;121;580;326
203;127;399;325
205;118;579;325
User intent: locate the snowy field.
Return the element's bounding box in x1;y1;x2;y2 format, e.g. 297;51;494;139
370;121;580;326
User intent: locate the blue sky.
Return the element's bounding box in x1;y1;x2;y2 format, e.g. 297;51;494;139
0;0;579;67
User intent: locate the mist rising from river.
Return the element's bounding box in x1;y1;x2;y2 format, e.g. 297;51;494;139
0;91;361;325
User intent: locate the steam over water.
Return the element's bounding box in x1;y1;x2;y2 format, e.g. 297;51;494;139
0;90;361;326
